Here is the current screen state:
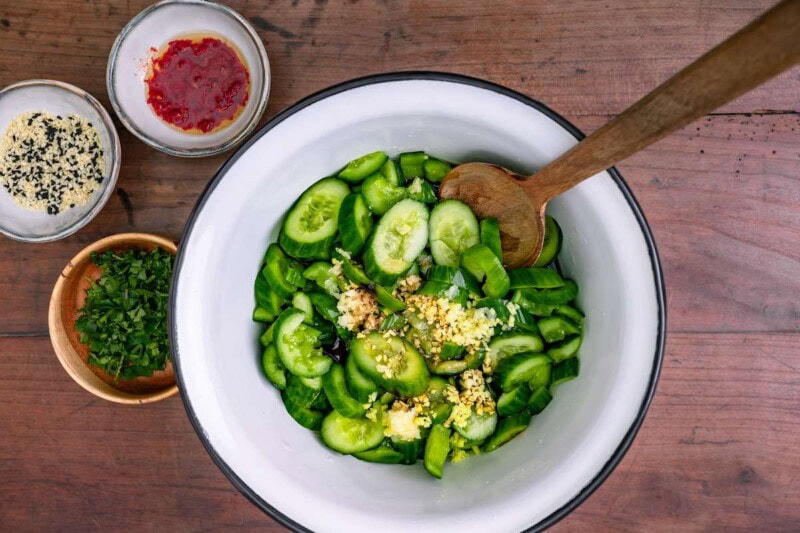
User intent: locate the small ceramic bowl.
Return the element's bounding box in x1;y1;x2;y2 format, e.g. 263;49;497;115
106;0;271;158
49;233;179;404
0;80;121;243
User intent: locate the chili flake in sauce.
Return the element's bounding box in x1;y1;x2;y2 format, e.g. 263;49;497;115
145;35;250;134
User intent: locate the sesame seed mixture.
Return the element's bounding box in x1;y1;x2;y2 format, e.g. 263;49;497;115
0;111;105;215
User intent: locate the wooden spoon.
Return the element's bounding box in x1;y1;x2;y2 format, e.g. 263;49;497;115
440;0;800;268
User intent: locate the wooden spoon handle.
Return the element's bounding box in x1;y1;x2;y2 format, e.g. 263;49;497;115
520;0;800;203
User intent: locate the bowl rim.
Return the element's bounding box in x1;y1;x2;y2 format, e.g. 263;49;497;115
0;79;122;243
105;0;271;158
49;232;179;404
168;71;667;532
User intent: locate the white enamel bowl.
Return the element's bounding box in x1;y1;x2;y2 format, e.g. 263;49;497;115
170;73;666;532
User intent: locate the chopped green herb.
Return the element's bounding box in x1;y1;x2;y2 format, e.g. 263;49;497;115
75;248;174;381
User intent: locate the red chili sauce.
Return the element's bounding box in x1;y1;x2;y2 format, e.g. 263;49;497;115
145;36;250;134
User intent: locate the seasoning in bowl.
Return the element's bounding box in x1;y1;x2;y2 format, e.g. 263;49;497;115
0;111;105;215
145;34;250;134
75;248;173;381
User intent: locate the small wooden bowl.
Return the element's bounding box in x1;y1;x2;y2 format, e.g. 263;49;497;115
48;233;179;404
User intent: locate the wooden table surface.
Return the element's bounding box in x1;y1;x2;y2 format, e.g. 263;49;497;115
1;1;799;531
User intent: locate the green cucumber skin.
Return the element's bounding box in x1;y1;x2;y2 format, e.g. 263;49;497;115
483;411;531;453
350;332;430;397
280;178;350;260
321;411;385;454
261;344;287;390
345;353;378;403
274;309;332;378
338;151;388;183
534;215;563;267
423;425;451;479
322;365;367;418
354;444;405;464
480;218;503;261
364;199;429;286
338;194;374;255
429;200;480;268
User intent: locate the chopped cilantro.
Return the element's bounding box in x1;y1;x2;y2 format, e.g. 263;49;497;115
75;248;173;381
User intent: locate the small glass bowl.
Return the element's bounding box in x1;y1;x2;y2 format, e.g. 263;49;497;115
106;0;271;158
0;79;121;243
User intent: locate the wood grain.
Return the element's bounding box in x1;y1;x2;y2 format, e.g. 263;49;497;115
0;0;799;531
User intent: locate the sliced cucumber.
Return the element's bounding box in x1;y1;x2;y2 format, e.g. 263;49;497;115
416;280;468;306
323;364;366;418
274;309;332;378
496;384;530;416
354;443;405;464
454;411;497;441
308;290;339;323
423;158;452;183
379;313;407;331
303;262;342;297
333;248;371;285
528;362;552;390
374;285;406;311
551;357;580;386
321;411;385;454
399;151;428;180
461;244;511;299
512;290;558;316
527;387;553;414
537;316;581;343
283;374;321;411
547;335;582;363
261;344;286;390
338;151;388;183
533;215;563;267
338;193;373;255
279;178;350;259
476;298;511;322
507;267;565;289
382;159;403;186
362;172;407;215
391;436;423;465
429;200;480;267
480;217;503;261
292;292;314;324
483;411;531;453
254;274;285;318
259;321;277;347
252;307;275;323
262;243;305;298
423;424;451;479
555;304;585;326
350;332;430;397
364;199;429;286
427;265;481;295
408;177;437;204
345;353;378;402
428;349;484;375
283;402;325;431
513;280;578;306
495;352;552;391
488;333;545;367
439;342;465;360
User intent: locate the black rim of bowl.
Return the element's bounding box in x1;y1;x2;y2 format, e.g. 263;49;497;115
168;71;667;533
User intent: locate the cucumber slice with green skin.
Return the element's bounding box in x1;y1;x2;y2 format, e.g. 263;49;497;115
338;151;388;183
416;280;469;306
528;387;553;414
476;298;512;321
551;357;580;385
345;352;378;402
261;344;286;390
311;389;331;411
429;200;480;267
323;364;366;418
338;194;374;255
373;285;406;311
537;316;581;343
454;411;498;441
507;267;565;290
333;248;371;285
382;159;403;186
274;309;332;378
480;218;503;261
512;290;558;316
513;306;540;333
556;304;585;326
439;342;465;360
427;265;481;294
283;401;325;431
547;335;582;362
483;411;531;453
379;313;407;331
515;280;578;306
461;244;511;298
279;178;350;259
308;291;339;323
423;158;452;183
303;262;345;297
497;384;531;416
496;352;552;391
390;436;423;465
262;244;305;298
527;362;552;390
424;424;451;479
533;216;563;267
431;403;453;425
353;443;405;464
350;332;430;397
364;199;430;286
488;333;545;367
255;274;285;317
253;307;275;323
292;292;314;324
399;151;428;180
259;321;277;347
408;177;437;204
321;411;385;454
362;173;408;215
429;349;484;375
283;374;321;410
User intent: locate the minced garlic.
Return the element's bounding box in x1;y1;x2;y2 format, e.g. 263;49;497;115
384;400;432;441
337;287;381;332
0;111;105;215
